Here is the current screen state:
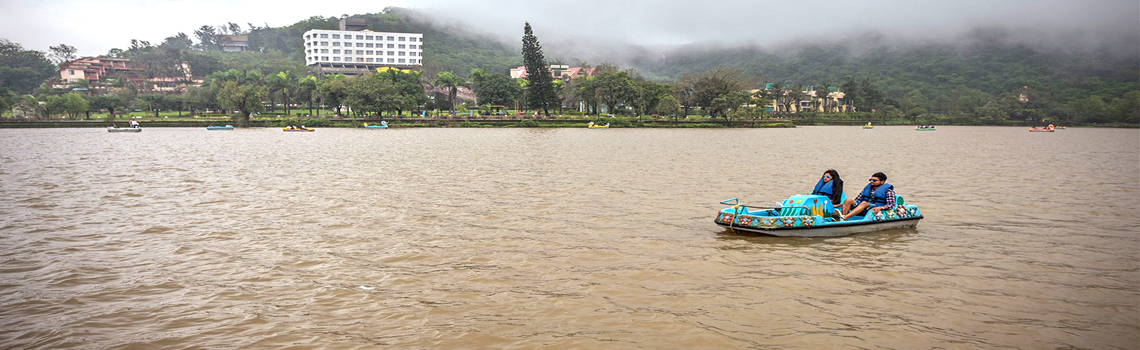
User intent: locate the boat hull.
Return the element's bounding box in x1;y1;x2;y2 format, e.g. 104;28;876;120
283;128;314;132
716;216;922;237
107;128;141;132
206;126;233;130
364;126;387;129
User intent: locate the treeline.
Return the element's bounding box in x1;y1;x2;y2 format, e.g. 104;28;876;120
630;30;1139;125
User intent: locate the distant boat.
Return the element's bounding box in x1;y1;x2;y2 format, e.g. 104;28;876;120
364;121;388;129
107;126;141;132
1030;124;1055;132
283;126;314;132
587;122;609;129
915;127;936;131
863;122;874;129
207;125;234;130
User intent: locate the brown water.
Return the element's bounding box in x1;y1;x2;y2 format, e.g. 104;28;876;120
0;126;1137;349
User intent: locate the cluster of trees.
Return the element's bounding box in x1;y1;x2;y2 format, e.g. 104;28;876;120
634;29;1139;125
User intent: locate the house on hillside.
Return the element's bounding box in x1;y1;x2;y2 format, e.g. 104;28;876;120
217;35;249;52
758;84;850;113
56;57;200;94
510;65;596;80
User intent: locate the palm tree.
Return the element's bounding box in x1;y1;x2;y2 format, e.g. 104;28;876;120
264;71;293;114
433;71;464;114
297;75;318;117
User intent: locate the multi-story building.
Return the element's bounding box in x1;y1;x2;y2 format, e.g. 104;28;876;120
303;18;423;76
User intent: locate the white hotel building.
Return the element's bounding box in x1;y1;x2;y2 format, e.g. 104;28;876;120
303;28;422;74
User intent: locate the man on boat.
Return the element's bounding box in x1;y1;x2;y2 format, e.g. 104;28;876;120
838;172;895;221
129;119;139;128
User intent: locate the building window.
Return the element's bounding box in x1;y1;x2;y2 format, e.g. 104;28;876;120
385;44;392;48
366;36;373;40
357;58;364;62
321;49;328;53
365;43;373;48
356;43;363;47
69;70;75;75
332;34;340;39
387;58;394;63
399;59;405;63
410;37;417;42
398;52;405;56
398;44;405;49
333;49;340;54
409;45;416;49
356;50;363;54
366;50;373;55
343;42;350;46
322;56;329;61
399;37;405;41
332;42;339;46
387;36;394;41
354;35;362;39
333;57;340;61
410;52;416;56
387;51;394;55
320;34;328;38
366;58;373;62
321;42;327;46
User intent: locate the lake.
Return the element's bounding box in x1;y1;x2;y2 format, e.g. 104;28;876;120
0;126;1136;349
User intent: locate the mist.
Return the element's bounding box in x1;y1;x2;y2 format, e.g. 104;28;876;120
410;0;1139;68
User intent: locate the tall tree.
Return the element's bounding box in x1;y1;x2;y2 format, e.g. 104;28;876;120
521;22;557;116
48;43;78;65
193;25;219;51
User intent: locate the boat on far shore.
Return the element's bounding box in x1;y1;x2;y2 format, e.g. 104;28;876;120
364;121;388;129
283;126;314;132
207;125;234;130
588;122;609;129
107;126;141;132
1030;124;1056;132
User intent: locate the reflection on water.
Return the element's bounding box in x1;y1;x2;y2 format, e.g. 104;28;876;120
0;126;1136;349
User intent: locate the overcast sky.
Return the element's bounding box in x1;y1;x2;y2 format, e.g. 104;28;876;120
1;0;1136;57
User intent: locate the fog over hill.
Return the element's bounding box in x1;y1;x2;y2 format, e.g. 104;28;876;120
409;0;1139;74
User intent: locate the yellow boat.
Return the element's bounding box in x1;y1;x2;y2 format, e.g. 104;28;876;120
862;122;874;129
587;122;610;129
283;127;314;132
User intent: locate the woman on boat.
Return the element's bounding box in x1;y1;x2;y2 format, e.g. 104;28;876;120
811;169;844;207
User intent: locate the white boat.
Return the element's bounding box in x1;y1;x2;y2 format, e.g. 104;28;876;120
107;126;141;132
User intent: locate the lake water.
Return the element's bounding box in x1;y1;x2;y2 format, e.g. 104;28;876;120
0;126;1137;349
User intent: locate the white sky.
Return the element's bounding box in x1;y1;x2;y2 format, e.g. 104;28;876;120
1;0;1136;57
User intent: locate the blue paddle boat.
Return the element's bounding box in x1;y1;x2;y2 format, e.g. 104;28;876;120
206;125;234;130
364;121;388;129
714;193;923;237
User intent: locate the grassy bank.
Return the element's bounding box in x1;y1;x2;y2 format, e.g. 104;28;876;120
0;115;795;128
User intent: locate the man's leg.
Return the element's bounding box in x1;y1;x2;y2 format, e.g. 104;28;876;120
844;202;869;220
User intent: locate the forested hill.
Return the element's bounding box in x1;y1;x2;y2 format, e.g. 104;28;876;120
624;31;1138;113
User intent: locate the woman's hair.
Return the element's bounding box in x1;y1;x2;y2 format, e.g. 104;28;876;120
824;169;843;202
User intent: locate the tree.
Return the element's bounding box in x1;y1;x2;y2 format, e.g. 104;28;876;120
652;95;682;122
692;68;747;115
264;71;294;114
433;71;464;113
709;91;751;125
472;72;521;107
193;25;219;51
0;39;56;94
521;22;557;116
594;71;636;115
48;43;78;65
46;92;88;119
216;81;264;126
296;75;318;116
161;33;194;51
318;75;349;116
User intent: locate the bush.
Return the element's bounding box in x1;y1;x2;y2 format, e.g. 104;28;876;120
518;119;539;127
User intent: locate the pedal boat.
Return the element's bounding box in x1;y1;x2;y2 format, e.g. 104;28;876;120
283;127;314;132
207;125;234;130
364;121;388;129
714;194;923;237
587;122;610;128
107;126;142;132
915;127;936;131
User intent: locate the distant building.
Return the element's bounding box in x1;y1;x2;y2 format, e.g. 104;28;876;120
510;65;595;80
303;17;423;76
58;57;135;83
217;35;249;52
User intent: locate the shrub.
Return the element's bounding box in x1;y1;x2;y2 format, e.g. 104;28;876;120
518;119;539;127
